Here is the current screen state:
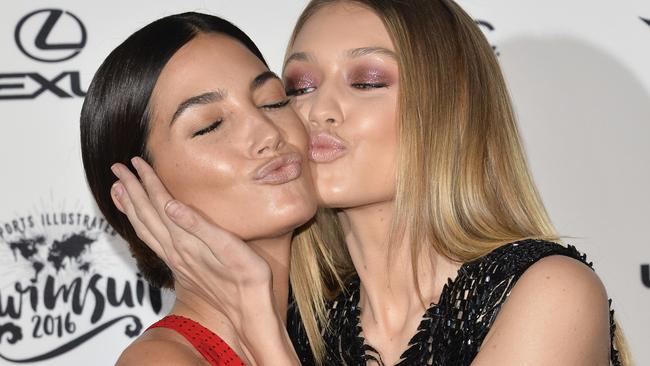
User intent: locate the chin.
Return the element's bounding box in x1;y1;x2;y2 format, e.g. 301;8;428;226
246;206;316;240
247;195;317;240
316;187;395;210
314;183;353;207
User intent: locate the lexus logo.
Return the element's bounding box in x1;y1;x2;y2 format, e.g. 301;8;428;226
14;9;87;63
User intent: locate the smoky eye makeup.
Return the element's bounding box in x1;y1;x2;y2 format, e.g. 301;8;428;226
283;68;319;96
347;64;396;88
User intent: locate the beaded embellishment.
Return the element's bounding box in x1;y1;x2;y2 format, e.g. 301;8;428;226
288;240;621;366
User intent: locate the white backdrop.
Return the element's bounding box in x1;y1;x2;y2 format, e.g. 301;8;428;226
0;1;647;365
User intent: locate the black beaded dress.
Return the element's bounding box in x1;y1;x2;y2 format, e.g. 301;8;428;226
287;239;621;366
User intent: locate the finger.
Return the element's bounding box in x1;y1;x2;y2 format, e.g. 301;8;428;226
129;157;226;268
164;200;248;265
130;157;176;223
129;158;200;254
110;163;172;252
111;180;164;258
131;158;254;269
110;182;126;213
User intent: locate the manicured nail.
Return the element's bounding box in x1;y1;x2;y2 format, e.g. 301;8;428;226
165;200;181;219
131;157;140;169
110;164;120;177
112;182;124;198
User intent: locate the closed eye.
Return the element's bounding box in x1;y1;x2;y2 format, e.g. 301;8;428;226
351;83;388;89
260;98;291;110
286;87;316;97
192;118;223;138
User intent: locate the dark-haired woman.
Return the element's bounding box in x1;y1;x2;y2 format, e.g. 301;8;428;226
80;12;316;365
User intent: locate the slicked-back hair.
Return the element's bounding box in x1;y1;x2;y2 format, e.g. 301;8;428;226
80;12;267;288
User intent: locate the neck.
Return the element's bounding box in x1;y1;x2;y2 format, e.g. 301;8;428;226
247;233;292;322
170;232;292;355
338;200;460;332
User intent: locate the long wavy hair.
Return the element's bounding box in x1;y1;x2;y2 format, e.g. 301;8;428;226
286;0;632;364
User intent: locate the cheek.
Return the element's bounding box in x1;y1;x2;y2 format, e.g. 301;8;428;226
154;145;249;227
154;140;316;240
291;100;313;131
346;88;398;168
314;91;398;208
160;149;239;198
351;98;397;149
278;110;310;153
348;97;397;190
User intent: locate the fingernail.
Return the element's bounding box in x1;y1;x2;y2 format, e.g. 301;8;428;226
110;164;120;176
112;182;124;198
131;157;140;169
165;200;181;219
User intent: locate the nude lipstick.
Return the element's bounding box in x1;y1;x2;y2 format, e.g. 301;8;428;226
309;132;347;163
253;152;303;185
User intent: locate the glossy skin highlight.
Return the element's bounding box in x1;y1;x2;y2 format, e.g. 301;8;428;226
148;33;316;240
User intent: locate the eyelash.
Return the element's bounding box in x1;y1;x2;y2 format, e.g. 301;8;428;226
192;118;223;138
286;83;387;96
191;98;290;138
286;87;315;97
351;82;388;89
260;98;291;110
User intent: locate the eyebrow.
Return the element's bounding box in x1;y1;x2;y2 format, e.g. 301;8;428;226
251;70;282;91
169;71;281;126
284;52;314;65
346;47;397;60
170;90;226;126
284;47;397;66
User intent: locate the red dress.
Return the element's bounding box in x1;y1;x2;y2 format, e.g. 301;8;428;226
148;314;245;366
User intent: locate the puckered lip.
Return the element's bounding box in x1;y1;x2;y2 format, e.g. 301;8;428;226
253;152;303;185
309;132;347;163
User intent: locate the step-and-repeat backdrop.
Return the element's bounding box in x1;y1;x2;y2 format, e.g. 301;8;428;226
1;1;648;365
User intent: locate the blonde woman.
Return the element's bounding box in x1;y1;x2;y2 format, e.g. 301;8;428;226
112;0;629;365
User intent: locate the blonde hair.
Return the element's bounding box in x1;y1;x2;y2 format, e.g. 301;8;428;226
287;0;631;364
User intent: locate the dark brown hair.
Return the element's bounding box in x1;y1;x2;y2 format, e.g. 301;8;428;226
80;12;267;288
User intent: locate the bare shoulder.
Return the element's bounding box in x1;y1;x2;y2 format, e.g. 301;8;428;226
513;254;607;301
472;255;611;366
115;328;207;366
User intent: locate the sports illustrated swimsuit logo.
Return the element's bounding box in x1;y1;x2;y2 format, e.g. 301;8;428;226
0;8;87;100
15;9;87;63
0;208;163;363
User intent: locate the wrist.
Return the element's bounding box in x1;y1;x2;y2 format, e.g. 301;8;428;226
240;315;299;366
238;302;298;366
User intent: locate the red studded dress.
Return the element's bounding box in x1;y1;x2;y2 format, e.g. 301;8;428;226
148;314;245;366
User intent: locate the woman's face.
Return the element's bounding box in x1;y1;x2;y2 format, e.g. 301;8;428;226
146;33;316;240
283;3;399;209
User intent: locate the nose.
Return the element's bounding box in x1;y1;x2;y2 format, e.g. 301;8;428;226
249;111;284;156
307;83;344;128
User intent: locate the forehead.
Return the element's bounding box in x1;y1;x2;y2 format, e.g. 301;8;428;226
291;3;393;54
151;33;267;116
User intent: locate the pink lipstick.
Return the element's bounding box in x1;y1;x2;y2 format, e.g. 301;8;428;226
253;152;303;185
309;132;347;163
